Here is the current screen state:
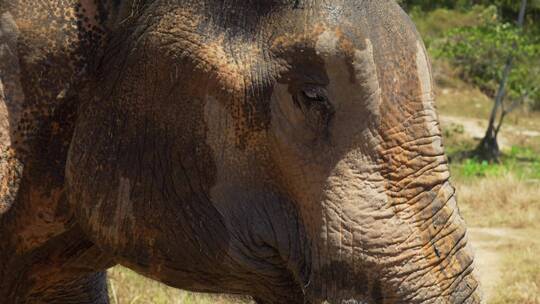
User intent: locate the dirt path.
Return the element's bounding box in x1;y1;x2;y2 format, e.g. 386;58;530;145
439;115;540;149
439;116;504;148
467;227;537;302
468;228;505;302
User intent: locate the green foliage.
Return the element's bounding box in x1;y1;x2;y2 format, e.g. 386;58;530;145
431;15;540;109
403;3;540;110
408;6;490;47
475;0;540;31
398;0;473;12
399;0;540;32
451;145;540;179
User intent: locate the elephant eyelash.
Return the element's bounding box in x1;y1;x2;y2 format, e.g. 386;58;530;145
301;87;327;103
292;86;335;132
292;86;329;108
302;87;325;101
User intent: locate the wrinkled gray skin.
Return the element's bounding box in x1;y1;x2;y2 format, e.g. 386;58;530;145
0;0;481;303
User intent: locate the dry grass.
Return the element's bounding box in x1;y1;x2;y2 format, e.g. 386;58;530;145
455;173;540;229
454;172;540;304
107;267;250;304
492;238;540;304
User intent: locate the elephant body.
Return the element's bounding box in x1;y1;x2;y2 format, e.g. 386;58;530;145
0;1;481;303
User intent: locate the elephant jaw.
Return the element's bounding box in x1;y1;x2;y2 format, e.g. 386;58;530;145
228;178;481;304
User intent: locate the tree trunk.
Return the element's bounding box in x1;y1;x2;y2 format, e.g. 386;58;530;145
477;126;500;162
476;0;527;162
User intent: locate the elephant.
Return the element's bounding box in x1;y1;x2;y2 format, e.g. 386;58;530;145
0;0;482;303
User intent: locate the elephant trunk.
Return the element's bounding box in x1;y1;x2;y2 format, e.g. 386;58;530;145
303;160;481;303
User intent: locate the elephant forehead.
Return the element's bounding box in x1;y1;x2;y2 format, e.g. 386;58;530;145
270;25;342;53
315;29;346;57
198;37;264;93
150;8;266;94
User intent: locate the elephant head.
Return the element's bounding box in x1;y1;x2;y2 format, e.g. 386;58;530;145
66;0;481;303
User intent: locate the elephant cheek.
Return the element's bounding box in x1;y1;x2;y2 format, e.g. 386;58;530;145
65;165;137;253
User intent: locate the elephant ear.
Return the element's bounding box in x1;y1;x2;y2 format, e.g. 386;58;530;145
0;1;110;246
0;85;22;215
0;11;24;215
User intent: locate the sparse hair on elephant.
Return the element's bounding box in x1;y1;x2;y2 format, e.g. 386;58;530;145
0;0;481;303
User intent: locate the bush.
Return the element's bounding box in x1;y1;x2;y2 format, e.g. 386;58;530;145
408;6;491;46
399;0;540;33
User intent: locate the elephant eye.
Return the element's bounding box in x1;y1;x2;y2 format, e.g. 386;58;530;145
292;86;331;108
302;87;325;101
292;85;334;132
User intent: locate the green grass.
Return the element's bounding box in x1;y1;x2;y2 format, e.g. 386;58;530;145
442;118;540;180
449;146;540;180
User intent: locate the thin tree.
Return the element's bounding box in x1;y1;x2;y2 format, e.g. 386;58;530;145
476;0;528;162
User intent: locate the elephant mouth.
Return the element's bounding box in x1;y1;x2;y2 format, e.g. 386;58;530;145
299;251;480;304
